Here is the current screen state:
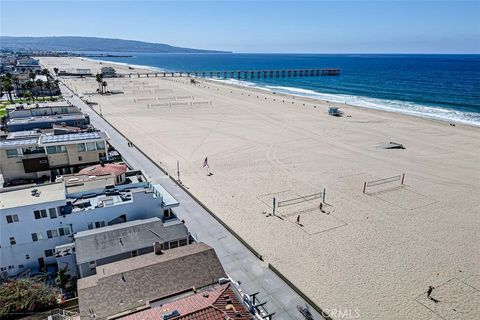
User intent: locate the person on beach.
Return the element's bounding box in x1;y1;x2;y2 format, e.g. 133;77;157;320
427;286;434;297
296;215;300;224
427;286;440;303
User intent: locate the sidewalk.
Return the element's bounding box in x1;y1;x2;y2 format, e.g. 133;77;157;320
61;83;327;320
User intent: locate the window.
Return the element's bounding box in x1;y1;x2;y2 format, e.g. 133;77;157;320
31;233;44;241
49;208;57;219
0;267;6;272
44;249;53;257
131;250;138;257
169;240;179;249
46;229;59;238
26;254;30;259
87;222;93;230
34;209;48;219
86;142;97;151
6;148;21;158
22;146;45;155
95;221;105;228
58;227;70;236
46;145;67;154
6;214;19;223
78;156;83;161
96;141;105;150
76;143;86;152
8;265;14;270
89;261;96;270
179;239;188;247
18;264;24;269
9;237;16;245
162;242;169;250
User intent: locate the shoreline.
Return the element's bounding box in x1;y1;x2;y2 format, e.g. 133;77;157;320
86;57;480;127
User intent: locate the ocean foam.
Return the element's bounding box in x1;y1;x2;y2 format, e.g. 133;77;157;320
261;85;480;126
209;78;257;87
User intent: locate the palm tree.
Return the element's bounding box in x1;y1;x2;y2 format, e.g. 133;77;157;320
29;71;36;81
95;73;104;94
23;90;33;103
2;79;13;102
53;67;59;75
45;80;52;96
36;79;45;99
102;81;108;94
41;68;50;77
35;79;44;88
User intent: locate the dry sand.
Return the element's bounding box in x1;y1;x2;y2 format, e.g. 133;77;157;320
39;57;480;320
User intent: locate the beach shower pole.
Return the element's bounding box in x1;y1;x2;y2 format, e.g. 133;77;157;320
273;197;276;215
177;160;180;182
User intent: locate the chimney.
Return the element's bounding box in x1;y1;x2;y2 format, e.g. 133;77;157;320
154;242;163;255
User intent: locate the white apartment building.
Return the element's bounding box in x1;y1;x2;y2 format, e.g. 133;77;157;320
0;172;179;278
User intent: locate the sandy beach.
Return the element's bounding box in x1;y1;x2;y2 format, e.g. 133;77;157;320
39;57;480;320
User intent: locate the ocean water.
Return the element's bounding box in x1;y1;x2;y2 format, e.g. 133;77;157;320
90;53;480;125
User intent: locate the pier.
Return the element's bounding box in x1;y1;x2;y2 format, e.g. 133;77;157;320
118;68;340;79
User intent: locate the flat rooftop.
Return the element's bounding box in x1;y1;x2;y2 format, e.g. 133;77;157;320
6;130;42;140
0;182;66;210
0;138;38;148
0;130;109;148
7;113;88;125
39;131;109;145
6;101;72;111
153;184;179;207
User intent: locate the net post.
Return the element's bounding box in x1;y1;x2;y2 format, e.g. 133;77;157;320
322;188;326;203
363;182;367;194
401;173;405;185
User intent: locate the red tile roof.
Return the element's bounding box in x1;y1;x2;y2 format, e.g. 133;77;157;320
119;284;252;320
78;163;127;177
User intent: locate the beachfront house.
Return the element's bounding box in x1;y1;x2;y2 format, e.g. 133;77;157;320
0;173;180;278
0;130;109;184
55;217;191;279
77;243;227;319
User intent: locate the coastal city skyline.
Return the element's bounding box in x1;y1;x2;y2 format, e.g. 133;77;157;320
1;0;480;53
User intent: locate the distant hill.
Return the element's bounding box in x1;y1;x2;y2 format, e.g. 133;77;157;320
0;36;229;53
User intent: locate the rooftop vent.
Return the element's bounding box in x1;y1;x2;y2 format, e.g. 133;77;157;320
163;310;180;320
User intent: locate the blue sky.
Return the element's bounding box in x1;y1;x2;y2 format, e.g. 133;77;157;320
1;1;479;53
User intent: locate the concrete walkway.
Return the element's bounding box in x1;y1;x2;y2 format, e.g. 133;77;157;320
61;83;327;320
